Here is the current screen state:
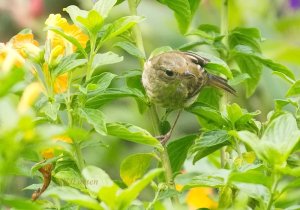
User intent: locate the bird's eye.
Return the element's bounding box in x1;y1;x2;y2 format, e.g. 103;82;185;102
165;69;174;77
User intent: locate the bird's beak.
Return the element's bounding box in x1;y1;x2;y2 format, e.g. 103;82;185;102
183;71;195;78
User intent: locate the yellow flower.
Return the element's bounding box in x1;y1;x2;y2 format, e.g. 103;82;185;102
43;14;88;94
42;63;68;94
186;187;218;210
8;33;40;59
41;135;73;159
0;43;25;73
177;178;218;210
53;73;68;94
17;82;43;113
45;14;88;55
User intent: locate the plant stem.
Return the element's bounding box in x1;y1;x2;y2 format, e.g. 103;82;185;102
221;0;229;47
127;0;178;204
128;0;145;66
86;38;96;82
219;0;229;168
66;72;85;171
267;172;280;210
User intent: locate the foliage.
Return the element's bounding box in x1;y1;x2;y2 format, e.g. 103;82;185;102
1;0;300;209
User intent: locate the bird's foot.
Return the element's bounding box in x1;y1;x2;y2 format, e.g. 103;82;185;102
156;132;171;146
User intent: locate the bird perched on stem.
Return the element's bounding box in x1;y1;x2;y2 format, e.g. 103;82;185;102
142;51;235;109
142;51;235;144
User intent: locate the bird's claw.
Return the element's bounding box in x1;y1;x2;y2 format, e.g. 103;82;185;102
156;132;171;146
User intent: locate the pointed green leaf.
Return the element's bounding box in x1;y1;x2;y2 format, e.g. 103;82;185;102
43;186;103;210
182;170;229;191
157;0;198;34
120;153;155;186
114;41;145;59
77;10;103;35
102;16;144;42
86;88;146;108
116;169;163;210
82;165;116;196
286;80;300;97
167;135;197;173
106;122;163;150
92;52;123;71
238;113;300;165
40;102;60;121
93;0;117;18
53;54;87;77
80;108;107;135
192;130;231;163
1;195;42;210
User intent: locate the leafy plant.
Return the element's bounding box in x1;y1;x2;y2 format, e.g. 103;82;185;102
1;0;300;209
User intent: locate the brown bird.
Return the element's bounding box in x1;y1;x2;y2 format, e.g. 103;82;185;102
142;51;235;110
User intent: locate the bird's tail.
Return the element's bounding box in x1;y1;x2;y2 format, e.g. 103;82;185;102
207;74;236;95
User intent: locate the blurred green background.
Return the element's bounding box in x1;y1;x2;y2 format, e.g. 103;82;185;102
1;0;300;199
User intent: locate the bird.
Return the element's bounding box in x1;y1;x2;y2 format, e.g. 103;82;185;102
142;51;235;110
142;51;235;145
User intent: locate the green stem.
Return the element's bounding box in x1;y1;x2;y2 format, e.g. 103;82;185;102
219;0;229;168
128;0;145;66
66;72;85;171
221;0;229;48
127;0;178;204
267;172;280;210
86;38;96;82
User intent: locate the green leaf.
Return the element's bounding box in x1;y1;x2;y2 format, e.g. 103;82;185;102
238;113;300;165
233;45;295;82
86;88;146;108
235;183;270;207
98;184;120;209
167;135;197;173
92;52;123;71
0;67;24;97
226;103;244;124
46;27;87;57
120;153;155;186
106;122;163;150
286;80;300;97
79;108;107;135
229;165;271;187
93;0;117;18
82;165;116;196
229;27;262;53
64;5;89;30
188;0;201;16
53;54;87;77
114;41;145;59
41;102;60;121
186;102;228;129
116;169;163;210
84;72;117;94
77;10;103;35
149;46;173;58
1;195;42;210
182;170;229;191
234;53;262;96
101;16;144;42
194;51;233;79
53;168;85;191
192;130;231;163
43;186;103;210
178;41;207;51
157;0;200;34
228;73;250;86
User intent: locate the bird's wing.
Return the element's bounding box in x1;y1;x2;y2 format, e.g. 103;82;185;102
183;52;210;67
